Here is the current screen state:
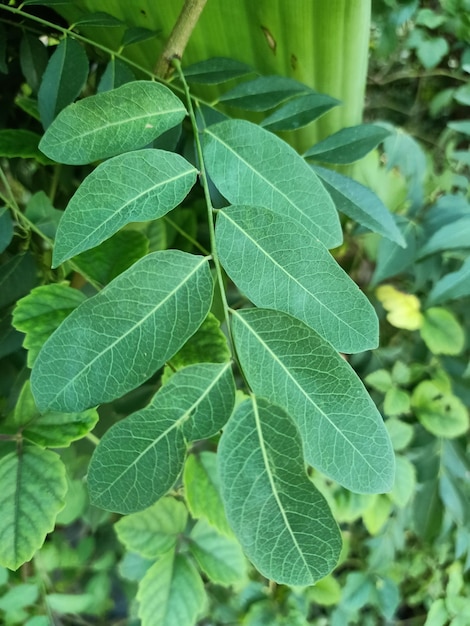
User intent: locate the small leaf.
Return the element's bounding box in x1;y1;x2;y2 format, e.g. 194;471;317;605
121;26;159;47
304;124;390;164
376;285;423;331
0;130;52;165
411;380;468;438
0;210;13;253
216;204;378;353
413;478;443;541
31;251;213;412
38;38;89;129
416;37;449;69
39;81;186;165
218;396;342;585
183;452;231;536
218;75;310;111
20;35;48;94
183;57;253;84
12;381;98;448
365;369;393;394
231;308;395;494
313;166;406;246
386;419;414;452
203;120;342;248
428;257;470;305
418;217;470;258
189;519;247;585
115;498;187;559
73;12;123;27
389;455;416;508
420;307;465;355
25;191;62;238
362;494;392;535
12;283;86;368
0;253;38;310
52;149;197;265
384;387;410;417
448;120;470;136
137;551;205;626
74;230;149;285
261;92;340;131
0;447;67;570
98;57;135;93
88;363;235;513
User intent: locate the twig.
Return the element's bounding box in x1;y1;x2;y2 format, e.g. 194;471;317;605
154;0;208;79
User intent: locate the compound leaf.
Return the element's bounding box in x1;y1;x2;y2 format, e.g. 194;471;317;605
0;447;67;570
231;308;395;494
52;149;197;265
216;205;378;353
218;396;341;585
88;362;235;513
39;81;186;164
203;120;342;248
31;251;213;412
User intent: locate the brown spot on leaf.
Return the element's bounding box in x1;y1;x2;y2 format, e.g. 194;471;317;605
261;26;276;54
291;54;298;70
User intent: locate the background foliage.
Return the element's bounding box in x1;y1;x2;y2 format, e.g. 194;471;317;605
0;1;469;625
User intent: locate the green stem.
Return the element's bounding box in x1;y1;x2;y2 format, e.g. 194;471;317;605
86;432;100;446
163;215;210;255
173;58;233;347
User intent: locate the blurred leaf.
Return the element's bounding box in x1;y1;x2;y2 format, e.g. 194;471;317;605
365;369;393;393
363;495;392;534
439;472;467;525
416;8;446;28
0;253;38;310
121;26;159;47
0;583;39;612
389;455;416;508
97;57;135;92
25;190;62;237
384;387;411;416
414;478;443;541
420;307;465;355
412;380;468;438
74;230;149;285
376;284;423;330
183;451;231;536
0;210;13;253
118;552;153;582
12;283;86;367
20;34;48;94
0;24;7;74
454;84;470;105
386;419;414;451
307;575;342;606
375;577;400;621
38;38;89;128
448;120;470;136
371;218;419;285
73;11;123;27
218;75;310;111
0;130;52;165
304;124;390;164
424;599;449;626
115;498;187;559
419;217;470;258
183;57;253;84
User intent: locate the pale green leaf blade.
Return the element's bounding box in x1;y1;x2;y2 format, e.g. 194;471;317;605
261;92;340;132
138;551;205;626
12;381;98;448
313;166;406;247
420;307;465;355
12;283;87;367
427;257;470;305
304;124;390;164
38;38;89;129
218;397;341;585
218;76;310;111
183;452;232;536
203;120;342;248
52;149;197;265
115;498;187;559
0;447;67;570
189;519;247;585
216;205;378;353
39;81;187;164
88;362;235;513
30;251;213;412
231;309;395;494
418;217;470;258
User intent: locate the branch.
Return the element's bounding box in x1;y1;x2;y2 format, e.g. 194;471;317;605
155;0;208;79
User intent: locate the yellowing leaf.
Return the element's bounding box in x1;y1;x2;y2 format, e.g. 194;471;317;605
376;285;423;330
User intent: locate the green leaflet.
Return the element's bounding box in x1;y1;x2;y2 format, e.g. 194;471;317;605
11;381;98;448
97;57;135;92
31;251;213;412
313;166;406;247
115;498;188;559
137;550;206;626
52;149;197;265
202;119;342;248
188;519;247;585
231;308;395;494
0;130;52;165
183;57;253;84
304;124;390;164
218;76;310;111
218;396;341;585
12;283;87;367
417;217;470;258
38;38;89;129
183;451;231;536
39;81;186;164
261;92;340;132
427;257;470;305
0;447;67;570
88;362;235;513
216;204;378;353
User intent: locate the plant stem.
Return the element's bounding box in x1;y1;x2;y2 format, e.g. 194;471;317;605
173;58;233;347
86;432;100;446
154;0;208;79
163;215;210;255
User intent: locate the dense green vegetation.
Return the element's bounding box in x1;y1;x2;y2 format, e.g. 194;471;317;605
0;1;469;624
